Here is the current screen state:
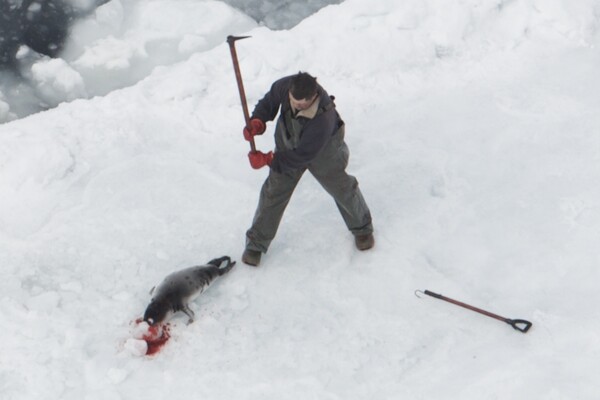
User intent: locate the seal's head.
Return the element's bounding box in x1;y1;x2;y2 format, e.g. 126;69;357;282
143;300;171;326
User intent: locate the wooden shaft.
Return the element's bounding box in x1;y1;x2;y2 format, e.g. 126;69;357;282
227;36;256;153
424;290;508;323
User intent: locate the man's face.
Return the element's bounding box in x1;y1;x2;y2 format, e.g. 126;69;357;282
289;92;318;111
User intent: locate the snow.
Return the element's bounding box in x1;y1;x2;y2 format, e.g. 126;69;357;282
1;0;600;398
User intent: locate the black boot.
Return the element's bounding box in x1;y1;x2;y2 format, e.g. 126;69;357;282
242;249;262;266
355;233;374;251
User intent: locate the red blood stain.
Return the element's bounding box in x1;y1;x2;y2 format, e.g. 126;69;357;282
143;324;171;355
134;318;171;355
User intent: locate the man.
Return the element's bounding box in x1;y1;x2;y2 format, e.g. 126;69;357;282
242;72;374;266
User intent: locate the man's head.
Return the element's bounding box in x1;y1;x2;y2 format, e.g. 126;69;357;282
289;72;318;111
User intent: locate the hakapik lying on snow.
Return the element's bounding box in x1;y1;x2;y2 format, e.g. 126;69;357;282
143;256;236;326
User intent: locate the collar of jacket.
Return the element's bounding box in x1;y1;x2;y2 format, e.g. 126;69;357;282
289;93;321;119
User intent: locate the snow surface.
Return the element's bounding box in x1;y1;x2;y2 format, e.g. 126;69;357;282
1;0;600;398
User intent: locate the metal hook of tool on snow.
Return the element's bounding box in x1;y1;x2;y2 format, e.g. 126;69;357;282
417;289;533;333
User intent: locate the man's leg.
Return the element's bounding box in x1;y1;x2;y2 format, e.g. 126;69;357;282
309;133;373;239
245;168;304;254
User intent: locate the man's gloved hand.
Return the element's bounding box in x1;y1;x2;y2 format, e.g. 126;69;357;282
248;151;273;169
243;118;266;141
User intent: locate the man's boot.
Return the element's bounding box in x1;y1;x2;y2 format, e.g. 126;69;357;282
242;249;262;266
355;233;374;251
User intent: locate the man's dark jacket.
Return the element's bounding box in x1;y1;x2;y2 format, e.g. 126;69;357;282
251;76;343;173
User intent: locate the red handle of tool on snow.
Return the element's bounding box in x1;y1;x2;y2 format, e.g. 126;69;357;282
226;35;257;153
421;290;532;333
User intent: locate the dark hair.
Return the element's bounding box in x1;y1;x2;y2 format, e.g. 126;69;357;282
290;72;318;100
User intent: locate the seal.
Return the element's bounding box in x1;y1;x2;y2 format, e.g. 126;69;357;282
143;256;236;326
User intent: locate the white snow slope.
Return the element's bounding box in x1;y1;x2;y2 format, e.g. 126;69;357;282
1;0;600;399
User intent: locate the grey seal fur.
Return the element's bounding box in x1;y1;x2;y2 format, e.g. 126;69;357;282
143;256;235;326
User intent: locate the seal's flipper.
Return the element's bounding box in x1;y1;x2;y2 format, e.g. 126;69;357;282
207;256;231;267
182;305;195;324
218;260;236;276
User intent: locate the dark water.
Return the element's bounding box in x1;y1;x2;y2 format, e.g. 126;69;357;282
1;0;78;69
0;0;108;121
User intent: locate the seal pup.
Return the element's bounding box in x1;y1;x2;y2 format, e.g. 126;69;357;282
143;256;235;326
